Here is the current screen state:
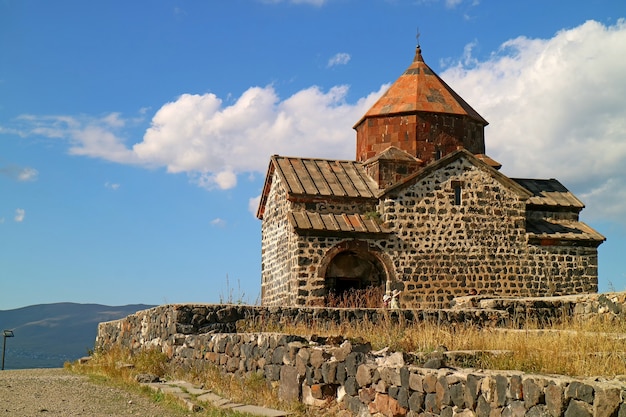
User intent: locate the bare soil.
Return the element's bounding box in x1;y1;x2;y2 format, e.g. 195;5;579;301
0;368;193;417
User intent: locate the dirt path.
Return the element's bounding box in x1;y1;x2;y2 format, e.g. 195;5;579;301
0;368;193;417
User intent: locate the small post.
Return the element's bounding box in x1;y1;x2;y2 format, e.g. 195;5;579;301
2;330;14;370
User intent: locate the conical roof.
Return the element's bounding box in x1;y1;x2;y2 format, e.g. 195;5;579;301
354;46;488;127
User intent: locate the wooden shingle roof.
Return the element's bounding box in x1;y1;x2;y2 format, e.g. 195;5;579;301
288;211;391;236
527;218;605;244
271;156;380;198
511;178;585;210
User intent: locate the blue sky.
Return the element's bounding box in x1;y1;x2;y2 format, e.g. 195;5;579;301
1;0;625;310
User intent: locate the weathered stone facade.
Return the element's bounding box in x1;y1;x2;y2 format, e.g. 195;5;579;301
257;45;604;308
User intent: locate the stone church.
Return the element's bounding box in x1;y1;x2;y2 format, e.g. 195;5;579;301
256;45;605;308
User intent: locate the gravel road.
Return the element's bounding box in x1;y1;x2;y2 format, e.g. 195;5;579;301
0;368;194;417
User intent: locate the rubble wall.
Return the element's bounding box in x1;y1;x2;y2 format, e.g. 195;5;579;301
96;294;626;416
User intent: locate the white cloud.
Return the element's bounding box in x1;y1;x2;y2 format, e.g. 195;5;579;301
327;52;351;68
249;195;262;216
132;84;385;189
5;19;625;227
14;208;25;222
104;182;120;190
0;164;38;181
441;19;626;224
210;218;226;227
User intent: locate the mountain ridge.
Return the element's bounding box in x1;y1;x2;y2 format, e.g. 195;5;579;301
0;302;155;369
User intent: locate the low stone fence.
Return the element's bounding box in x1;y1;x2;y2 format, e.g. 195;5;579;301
95;292;626;417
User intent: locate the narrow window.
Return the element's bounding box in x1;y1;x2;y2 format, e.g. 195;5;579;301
452;180;463;205
435;148;442;160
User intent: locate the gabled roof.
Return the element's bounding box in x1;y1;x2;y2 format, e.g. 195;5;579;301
354;46;488;128
288;211;391;237
511;179;585;210
256;155;380;219
381;149;533;200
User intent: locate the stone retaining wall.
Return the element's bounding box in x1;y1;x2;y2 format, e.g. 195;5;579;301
96;292;626;417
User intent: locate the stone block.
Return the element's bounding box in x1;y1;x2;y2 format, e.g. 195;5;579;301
476;395;492;417
565;399;593;417
434;376;450;409
408;391;424;412
278;365;301;402
449;382;465;407
345;376;358;396
566;382;594;405
509;375;523;401
409;372;423;392
501;400;526;417
545;382;565;417
381;367;402;386
527;405;551;417
593;386;621;417
423;372;438;393
322;360;338;384
425;392;440;414
523;378;545;408
397;387;410;409
356;363;376;387
346;352;366;376
369;392;407;417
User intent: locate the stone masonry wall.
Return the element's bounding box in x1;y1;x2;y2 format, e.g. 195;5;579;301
380;158;597;307
261;173;298;306
355;113;485;163
96;294;626;417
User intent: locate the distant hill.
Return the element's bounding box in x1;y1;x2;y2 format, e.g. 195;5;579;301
0;303;154;369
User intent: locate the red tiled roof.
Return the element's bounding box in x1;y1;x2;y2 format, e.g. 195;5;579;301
354;46;488;128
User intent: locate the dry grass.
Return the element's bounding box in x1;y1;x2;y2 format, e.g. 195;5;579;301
241;313;626;378
68;312;626;417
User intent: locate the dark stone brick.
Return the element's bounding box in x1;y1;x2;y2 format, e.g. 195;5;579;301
409;391;425;412
345;352;366;376
565;399;593;417
476;395;492;417
278;365;301;402
502;401;526;417
336;361;347;384
389;385;399;399
465;374;481;408
495;375;508;407
524;378;545;408
527;405;551;417
425;392;440;414
321;361;337;384
400;366;410;388
345;376;358;396
566;382;594;404
397;387;410;409
449;382;465;407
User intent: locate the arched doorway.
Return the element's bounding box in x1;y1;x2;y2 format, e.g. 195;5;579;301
320;241;393;308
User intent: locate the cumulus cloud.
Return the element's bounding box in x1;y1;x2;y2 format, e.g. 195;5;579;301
14;208;25;222
0;164;38;181
132;85;385;190
441;19;626;223
3;20;625;226
327;52;351;68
